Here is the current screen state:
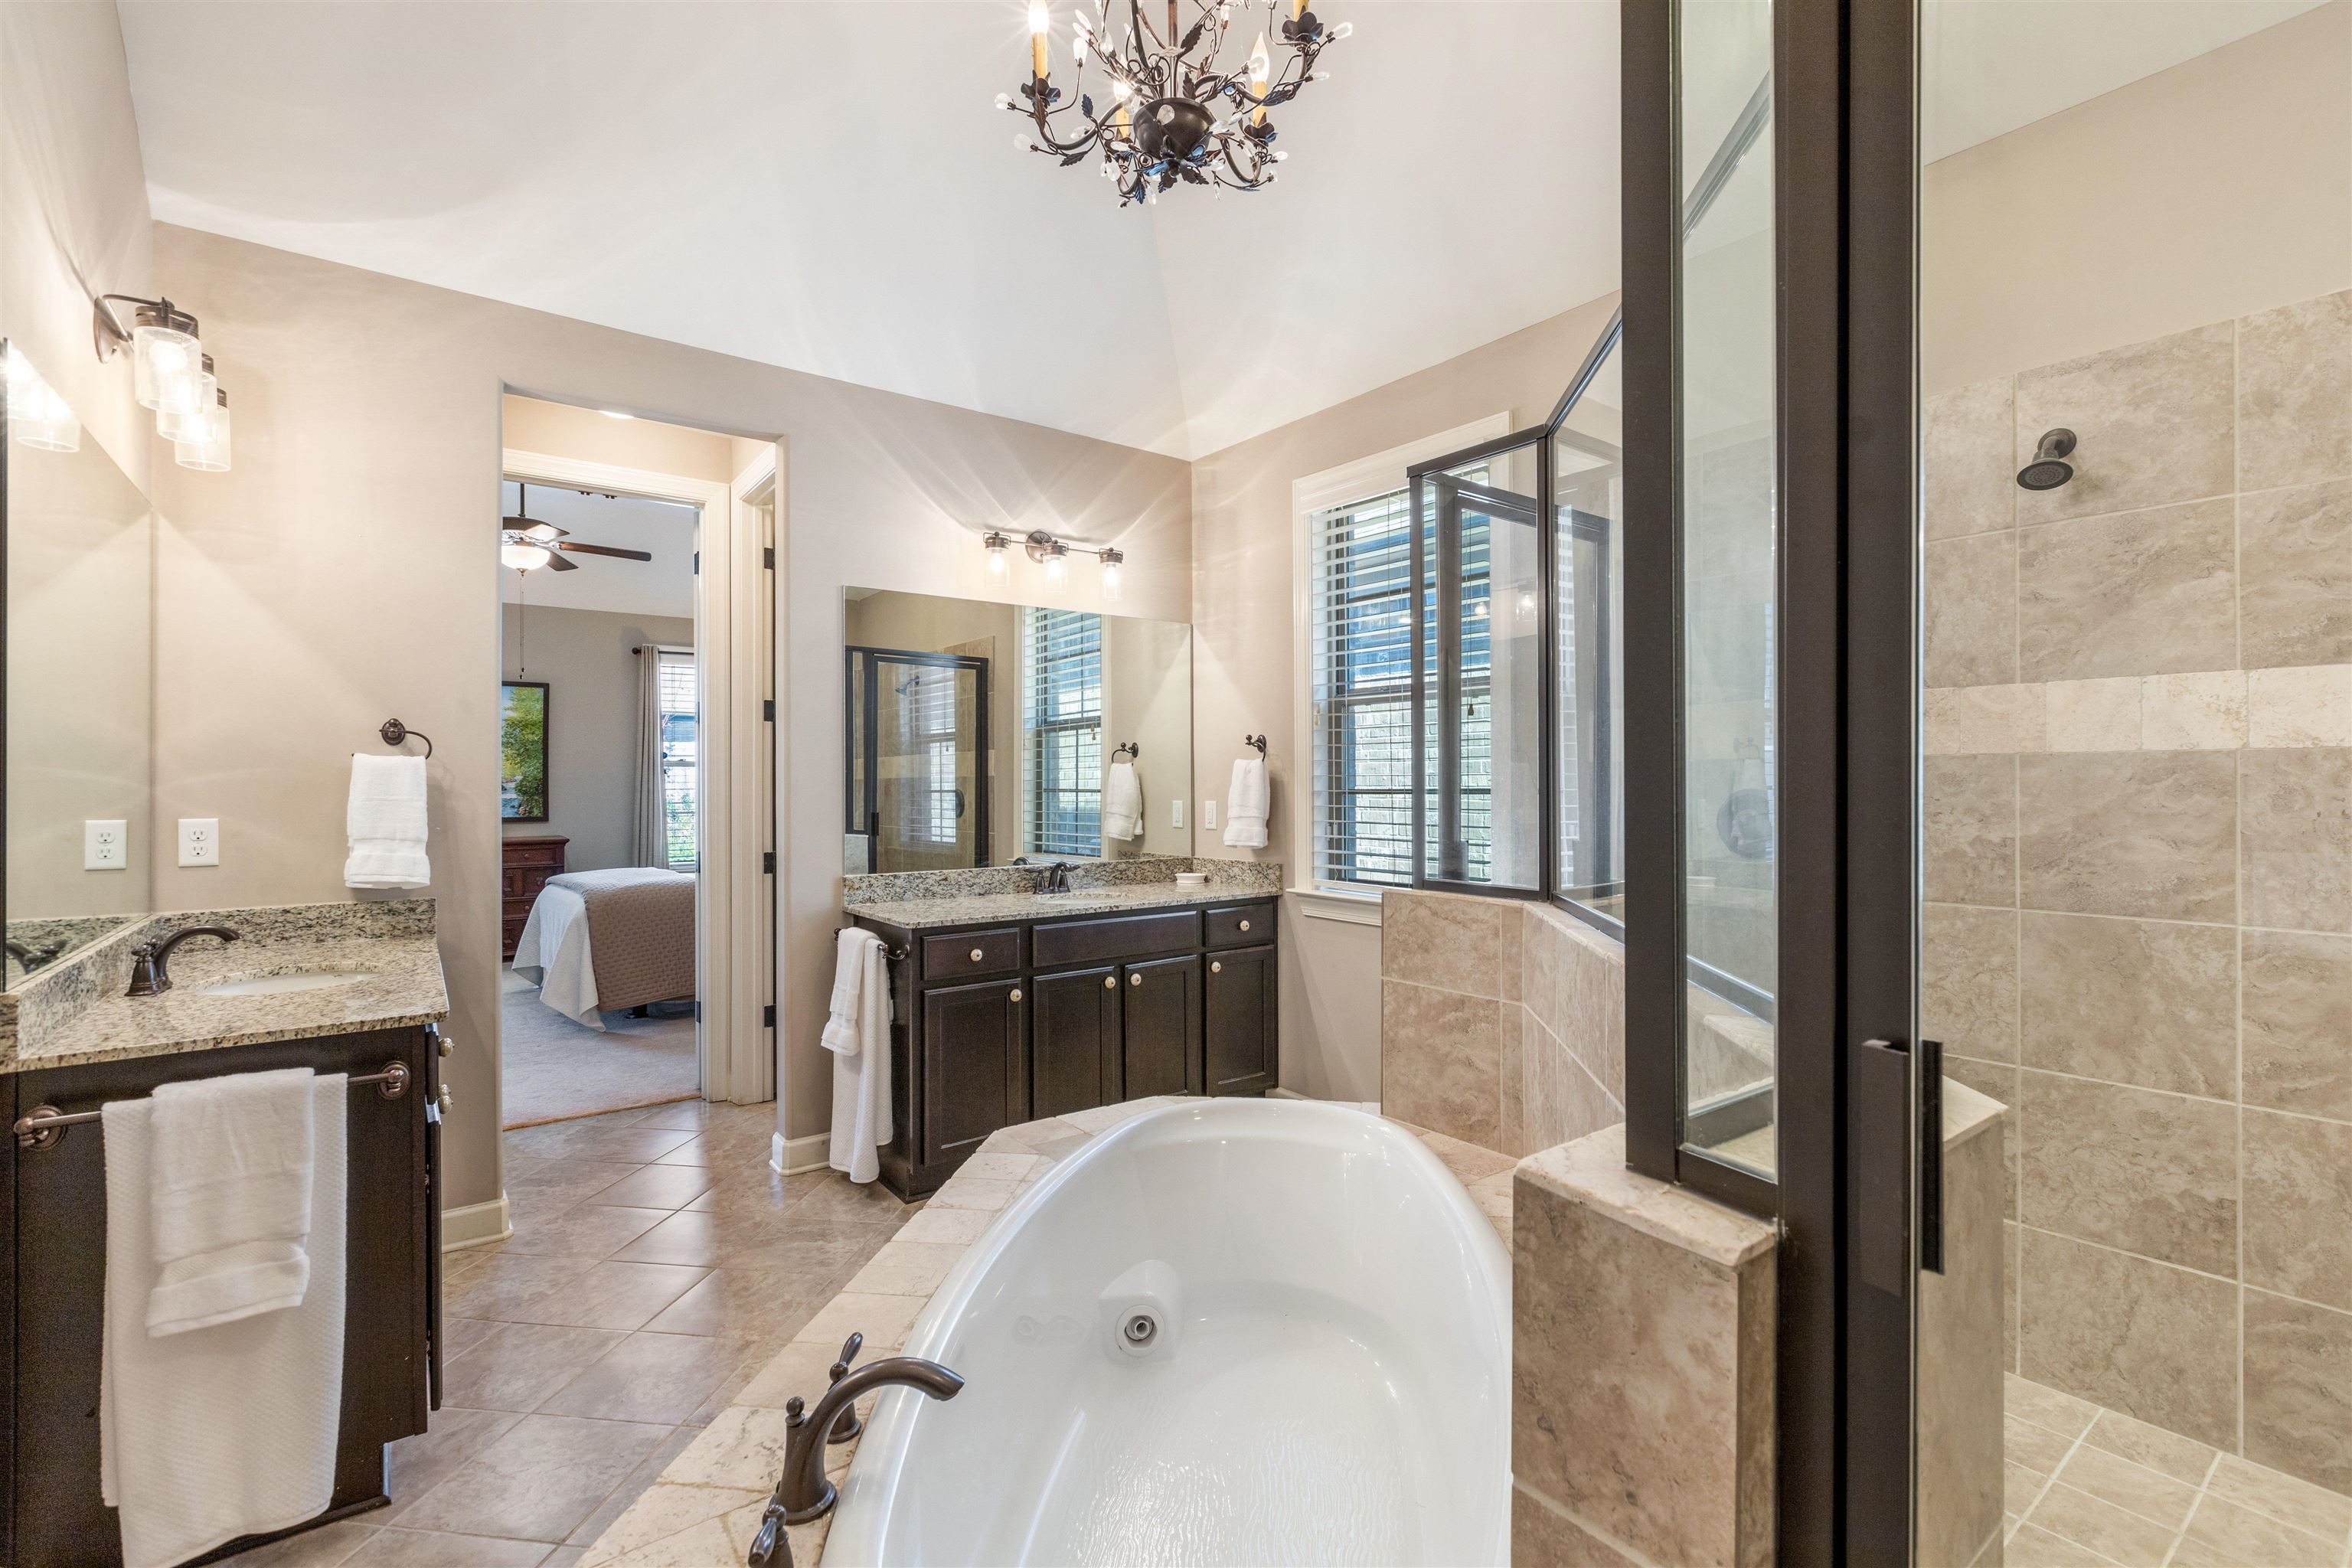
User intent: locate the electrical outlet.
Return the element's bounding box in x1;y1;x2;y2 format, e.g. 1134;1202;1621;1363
178;818;220;867
1171;799;1185;830
84;819;128;871
1204;800;1218;830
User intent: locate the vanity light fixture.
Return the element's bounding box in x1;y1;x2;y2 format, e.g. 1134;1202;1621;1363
5;347;82;453
988;528;1129;593
93;292;233;471
1099;547;1124;599
1041;538;1070;588
985;531;1011;575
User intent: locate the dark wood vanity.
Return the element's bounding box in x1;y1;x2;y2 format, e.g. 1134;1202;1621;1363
2;1022;444;1566
850;897;1279;1200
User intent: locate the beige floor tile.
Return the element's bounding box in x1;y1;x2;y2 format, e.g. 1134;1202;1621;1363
640;1266;835;1341
581;1164;716;1211
491;1204;671;1262
717;1220;907;1282
2009;1460;2059;1517
387;1406;527;1502
342;1528;555;1566
215;1518;381;1567
2004;1521;2120;1568
505;1122;698;1165
563;1425;703;1547
538;1332;750;1424
510;1261;710;1331
440;1315;500;1360
445;1256;597;1323
443;1323;629;1413
2171;1494;2343;1567
505;1156;646;1197
2008;1413;2079;1476
792;1174;916;1225
385;1413;670;1542
2079;1409;2219;1487
649;1134;717;1166
2009;1375;2102;1440
2052;1445;2200;1530
608;1210;730;1267
2203;1453;2352;1546
683;1169;827;1218
2024;1482;2178;1565
626;1100;714;1131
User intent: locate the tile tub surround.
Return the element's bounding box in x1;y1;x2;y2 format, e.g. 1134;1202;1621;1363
1382;889;1627;1158
1511;1124;1778;1568
1;899;448;1071
583;1098;1517;1566
1924;289;2352;1495
839;858;1284;930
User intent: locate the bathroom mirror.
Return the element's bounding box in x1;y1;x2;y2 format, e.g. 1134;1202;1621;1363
3;344;157;985
843;588;1192;872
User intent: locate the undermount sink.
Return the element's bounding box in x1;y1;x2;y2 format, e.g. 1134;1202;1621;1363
194;970;377;997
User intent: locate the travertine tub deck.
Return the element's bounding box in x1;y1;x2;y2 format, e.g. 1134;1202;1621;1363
582;1097;1515;1566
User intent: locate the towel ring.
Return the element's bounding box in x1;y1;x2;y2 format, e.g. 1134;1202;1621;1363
1243;734;1267;756
380;718;433;759
1111;741;1140;763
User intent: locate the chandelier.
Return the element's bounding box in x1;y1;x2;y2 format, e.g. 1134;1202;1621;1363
1000;0;1348;205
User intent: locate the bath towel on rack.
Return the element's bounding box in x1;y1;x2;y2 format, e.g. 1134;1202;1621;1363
1223;754;1269;849
823;928;893;1184
145;1067;318;1335
1102;759;1144;842
344;752;430;889
100;1074;348;1568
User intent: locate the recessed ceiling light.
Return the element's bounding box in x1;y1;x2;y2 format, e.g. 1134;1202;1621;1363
599;409;635;420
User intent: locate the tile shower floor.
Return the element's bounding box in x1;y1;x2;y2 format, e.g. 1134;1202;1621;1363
2005;1375;2352;1567
221;1099;910;1567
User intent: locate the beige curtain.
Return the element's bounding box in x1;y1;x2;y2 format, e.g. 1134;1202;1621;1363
631;647;668;867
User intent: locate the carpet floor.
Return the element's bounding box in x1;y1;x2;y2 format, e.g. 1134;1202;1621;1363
501;963;699;1128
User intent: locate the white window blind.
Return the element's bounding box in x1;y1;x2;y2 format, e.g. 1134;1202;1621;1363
1308;488;1416;887
895;667;962;847
656;650;698;871
1021;606;1102;858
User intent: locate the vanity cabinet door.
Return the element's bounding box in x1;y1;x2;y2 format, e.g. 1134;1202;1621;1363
920;978;1031;1167
1204;943;1279;1096
1120;954;1203;1100
1031;966;1122;1119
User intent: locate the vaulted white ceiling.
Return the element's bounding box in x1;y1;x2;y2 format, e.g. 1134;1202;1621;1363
117;1;2321;459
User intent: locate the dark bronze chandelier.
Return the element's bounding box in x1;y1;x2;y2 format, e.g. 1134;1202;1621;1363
1000;0;1348;205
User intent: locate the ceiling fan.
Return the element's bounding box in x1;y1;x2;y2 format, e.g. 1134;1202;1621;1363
500;482;657;573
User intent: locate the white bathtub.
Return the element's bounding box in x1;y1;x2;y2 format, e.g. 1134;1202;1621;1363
822;1099;1512;1567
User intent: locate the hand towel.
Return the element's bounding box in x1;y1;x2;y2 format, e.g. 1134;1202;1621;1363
822;928;893;1184
146;1067;316;1335
344;753;430;889
1102;760;1144;842
102;1076;348;1568
1223;756;1269;849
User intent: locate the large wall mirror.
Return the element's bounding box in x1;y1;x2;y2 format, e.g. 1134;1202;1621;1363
843;588;1192;873
3;344;157;985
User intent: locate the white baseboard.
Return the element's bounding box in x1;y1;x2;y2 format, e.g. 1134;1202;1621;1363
440;1194;512;1251
776;1130;831;1176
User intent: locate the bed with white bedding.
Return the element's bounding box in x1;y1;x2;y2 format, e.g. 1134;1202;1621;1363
511;867;696;1027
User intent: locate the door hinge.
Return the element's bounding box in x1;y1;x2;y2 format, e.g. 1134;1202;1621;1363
763;1004;776;1028
692;550;700;574
762;851;776;874
693;1000;703;1021
763;546;775;570
763;699;775;722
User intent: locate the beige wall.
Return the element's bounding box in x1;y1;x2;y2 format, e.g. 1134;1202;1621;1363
0;0;155;492
1188;291;1622;1102
1923;0;2352;397
1100;614;1192;860
500;605;694;873
502;392;738;484
145;223;1191;1214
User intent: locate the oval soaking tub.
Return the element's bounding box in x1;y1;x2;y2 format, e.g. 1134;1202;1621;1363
822;1098;1511;1566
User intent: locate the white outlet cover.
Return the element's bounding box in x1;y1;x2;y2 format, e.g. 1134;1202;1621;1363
84;819;128;871
179;818;221;867
1204;800;1218;830
1171;799;1184;830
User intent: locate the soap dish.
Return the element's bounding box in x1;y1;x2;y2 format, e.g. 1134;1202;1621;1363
1174;872;1209;889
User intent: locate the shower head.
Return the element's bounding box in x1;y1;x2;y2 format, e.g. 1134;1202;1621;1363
2017;428;2077;492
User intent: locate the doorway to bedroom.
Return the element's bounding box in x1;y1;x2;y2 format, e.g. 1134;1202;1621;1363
496;395;778;1130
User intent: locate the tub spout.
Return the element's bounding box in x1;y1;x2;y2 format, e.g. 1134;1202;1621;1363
745;1354;965;1564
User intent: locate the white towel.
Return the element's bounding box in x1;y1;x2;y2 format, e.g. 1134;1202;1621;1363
822;929;893;1184
1102;760;1144;842
146;1067;316;1335
102;1076;348;1568
344;753;430;889
1223;756;1269;849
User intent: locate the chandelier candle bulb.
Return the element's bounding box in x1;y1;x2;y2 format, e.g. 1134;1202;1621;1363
1029;0;1050;77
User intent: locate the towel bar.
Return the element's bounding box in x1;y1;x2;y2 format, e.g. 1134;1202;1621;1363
13;1059;413;1151
838;929;909;962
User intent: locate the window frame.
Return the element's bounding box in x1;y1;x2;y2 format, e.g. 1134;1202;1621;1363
1020;606;1104;861
653;646;699;873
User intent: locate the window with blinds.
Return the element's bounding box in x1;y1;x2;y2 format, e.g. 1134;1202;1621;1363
1021;606;1102;858
1308;488;1417;887
656;650;698;871
896;667;962;846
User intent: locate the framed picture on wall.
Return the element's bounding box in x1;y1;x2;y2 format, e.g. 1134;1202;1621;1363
501;680;550;822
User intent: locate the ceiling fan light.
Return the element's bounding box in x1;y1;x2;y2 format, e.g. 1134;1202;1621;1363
522;522;564;544
502;540;553;571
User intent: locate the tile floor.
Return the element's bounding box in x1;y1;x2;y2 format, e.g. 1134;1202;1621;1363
220;1098;911;1567
2005;1374;2352;1567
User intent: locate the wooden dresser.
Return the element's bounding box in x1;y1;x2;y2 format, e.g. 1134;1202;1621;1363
501;834;568;958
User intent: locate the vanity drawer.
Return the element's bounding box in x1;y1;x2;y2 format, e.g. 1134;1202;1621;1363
922;927;1023;982
1205;902;1275;949
1033;910;1202;970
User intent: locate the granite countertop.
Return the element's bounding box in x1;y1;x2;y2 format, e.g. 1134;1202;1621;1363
2;900;449;1073
844;879;1279;932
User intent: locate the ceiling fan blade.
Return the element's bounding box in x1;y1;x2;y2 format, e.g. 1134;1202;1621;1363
544;551;580;571
554;541;655;562
501;515;569;539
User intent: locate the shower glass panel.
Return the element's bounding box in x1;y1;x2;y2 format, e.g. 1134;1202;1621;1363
1413;439;1546;893
844;648;989;874
1554;415;1622;914
1677;0;1777;1177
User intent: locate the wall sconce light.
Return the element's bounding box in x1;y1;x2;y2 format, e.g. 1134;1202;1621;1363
986;528;1130;595
984;531;1011;575
1039;537;1070;588
93;292;232;472
1098;547;1123;599
5;347;82;453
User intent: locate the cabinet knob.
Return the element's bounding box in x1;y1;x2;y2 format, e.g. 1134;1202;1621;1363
1129;972;1142;987
1238;919;1251;932
1211;960;1223;973
437;1085;454;1116
1008;988;1023;1003
970;948;985;962
1104;975;1118;990
438;1034;453;1059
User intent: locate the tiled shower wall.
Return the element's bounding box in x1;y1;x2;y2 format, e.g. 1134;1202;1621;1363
1922;290;2352;1493
1380;890;1626;1158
